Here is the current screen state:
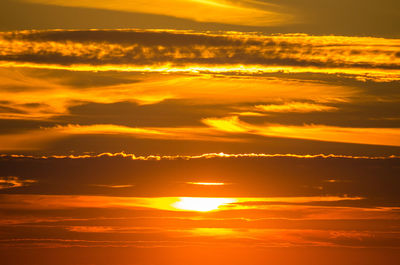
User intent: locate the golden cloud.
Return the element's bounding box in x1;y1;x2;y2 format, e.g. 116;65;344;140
22;0;290;26
202;116;400;147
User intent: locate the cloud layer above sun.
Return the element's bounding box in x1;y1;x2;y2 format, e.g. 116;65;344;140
0;29;399;155
1;29;399;80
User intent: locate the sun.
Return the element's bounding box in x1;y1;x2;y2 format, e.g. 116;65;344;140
172;197;236;212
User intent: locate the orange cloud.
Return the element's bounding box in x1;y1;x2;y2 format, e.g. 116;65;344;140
91;184;135;188
0;123;241;151
0;194;362;212
0;67;355;121
0;176;37;189
202;116;400;147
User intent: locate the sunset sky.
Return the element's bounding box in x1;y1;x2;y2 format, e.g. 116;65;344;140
0;1;400;264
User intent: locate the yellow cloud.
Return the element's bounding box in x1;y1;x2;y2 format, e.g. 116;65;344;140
23;0;289;26
0;176;37;189
203;116;400;147
255;102;337;113
0;67;356;121
202;116;248;133
0;123;240;151
3;152;397;160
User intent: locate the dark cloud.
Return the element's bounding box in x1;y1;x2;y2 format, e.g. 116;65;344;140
0;156;399;202
1;30;399;71
61;100;229;127
241;100;400;128
0;119;57;134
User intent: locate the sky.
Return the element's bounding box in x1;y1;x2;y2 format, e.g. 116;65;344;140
0;1;399;264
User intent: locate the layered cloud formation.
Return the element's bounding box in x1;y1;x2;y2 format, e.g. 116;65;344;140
0;29;399;155
1;0;400;263
1;29;399;80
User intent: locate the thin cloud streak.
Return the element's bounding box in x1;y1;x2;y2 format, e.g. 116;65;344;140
0;194;363;211
254;102;337;113
0;123;241;150
2;152;399;160
2;120;400;150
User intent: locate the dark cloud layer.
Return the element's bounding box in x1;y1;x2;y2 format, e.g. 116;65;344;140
0;155;399;201
1;30;399;72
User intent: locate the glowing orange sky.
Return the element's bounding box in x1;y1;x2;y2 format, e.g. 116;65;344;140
0;1;399;264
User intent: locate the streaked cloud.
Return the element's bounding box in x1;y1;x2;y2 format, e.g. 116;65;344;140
1;30;399;81
202;116;400;146
91;184;135;189
0;123;243;150
0;193;398;250
0;194;363;211
22;0;289;26
254;102;337;113
0;67;356;123
5;116;400;151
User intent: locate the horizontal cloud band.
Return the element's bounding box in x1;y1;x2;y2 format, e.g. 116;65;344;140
1;29;399;77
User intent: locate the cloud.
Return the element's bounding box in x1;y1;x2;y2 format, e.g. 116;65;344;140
0;194;363;212
2;152;399;160
202;116;400;147
91;184;135;189
0;176;36;189
0;30;398;154
1;116;400;151
0;67;357;124
22;0;290;27
1;29;399;81
1;154;399;200
0;123;242;150
254;102;337;113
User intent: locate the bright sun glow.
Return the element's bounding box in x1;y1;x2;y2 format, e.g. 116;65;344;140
186;182;226;186
172;197;236;212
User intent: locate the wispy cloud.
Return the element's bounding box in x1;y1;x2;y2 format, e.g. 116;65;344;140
0;123;242;150
254;102;337;113
22;0;289;26
0;67;356;124
91;184;135;189
202;116;400;147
